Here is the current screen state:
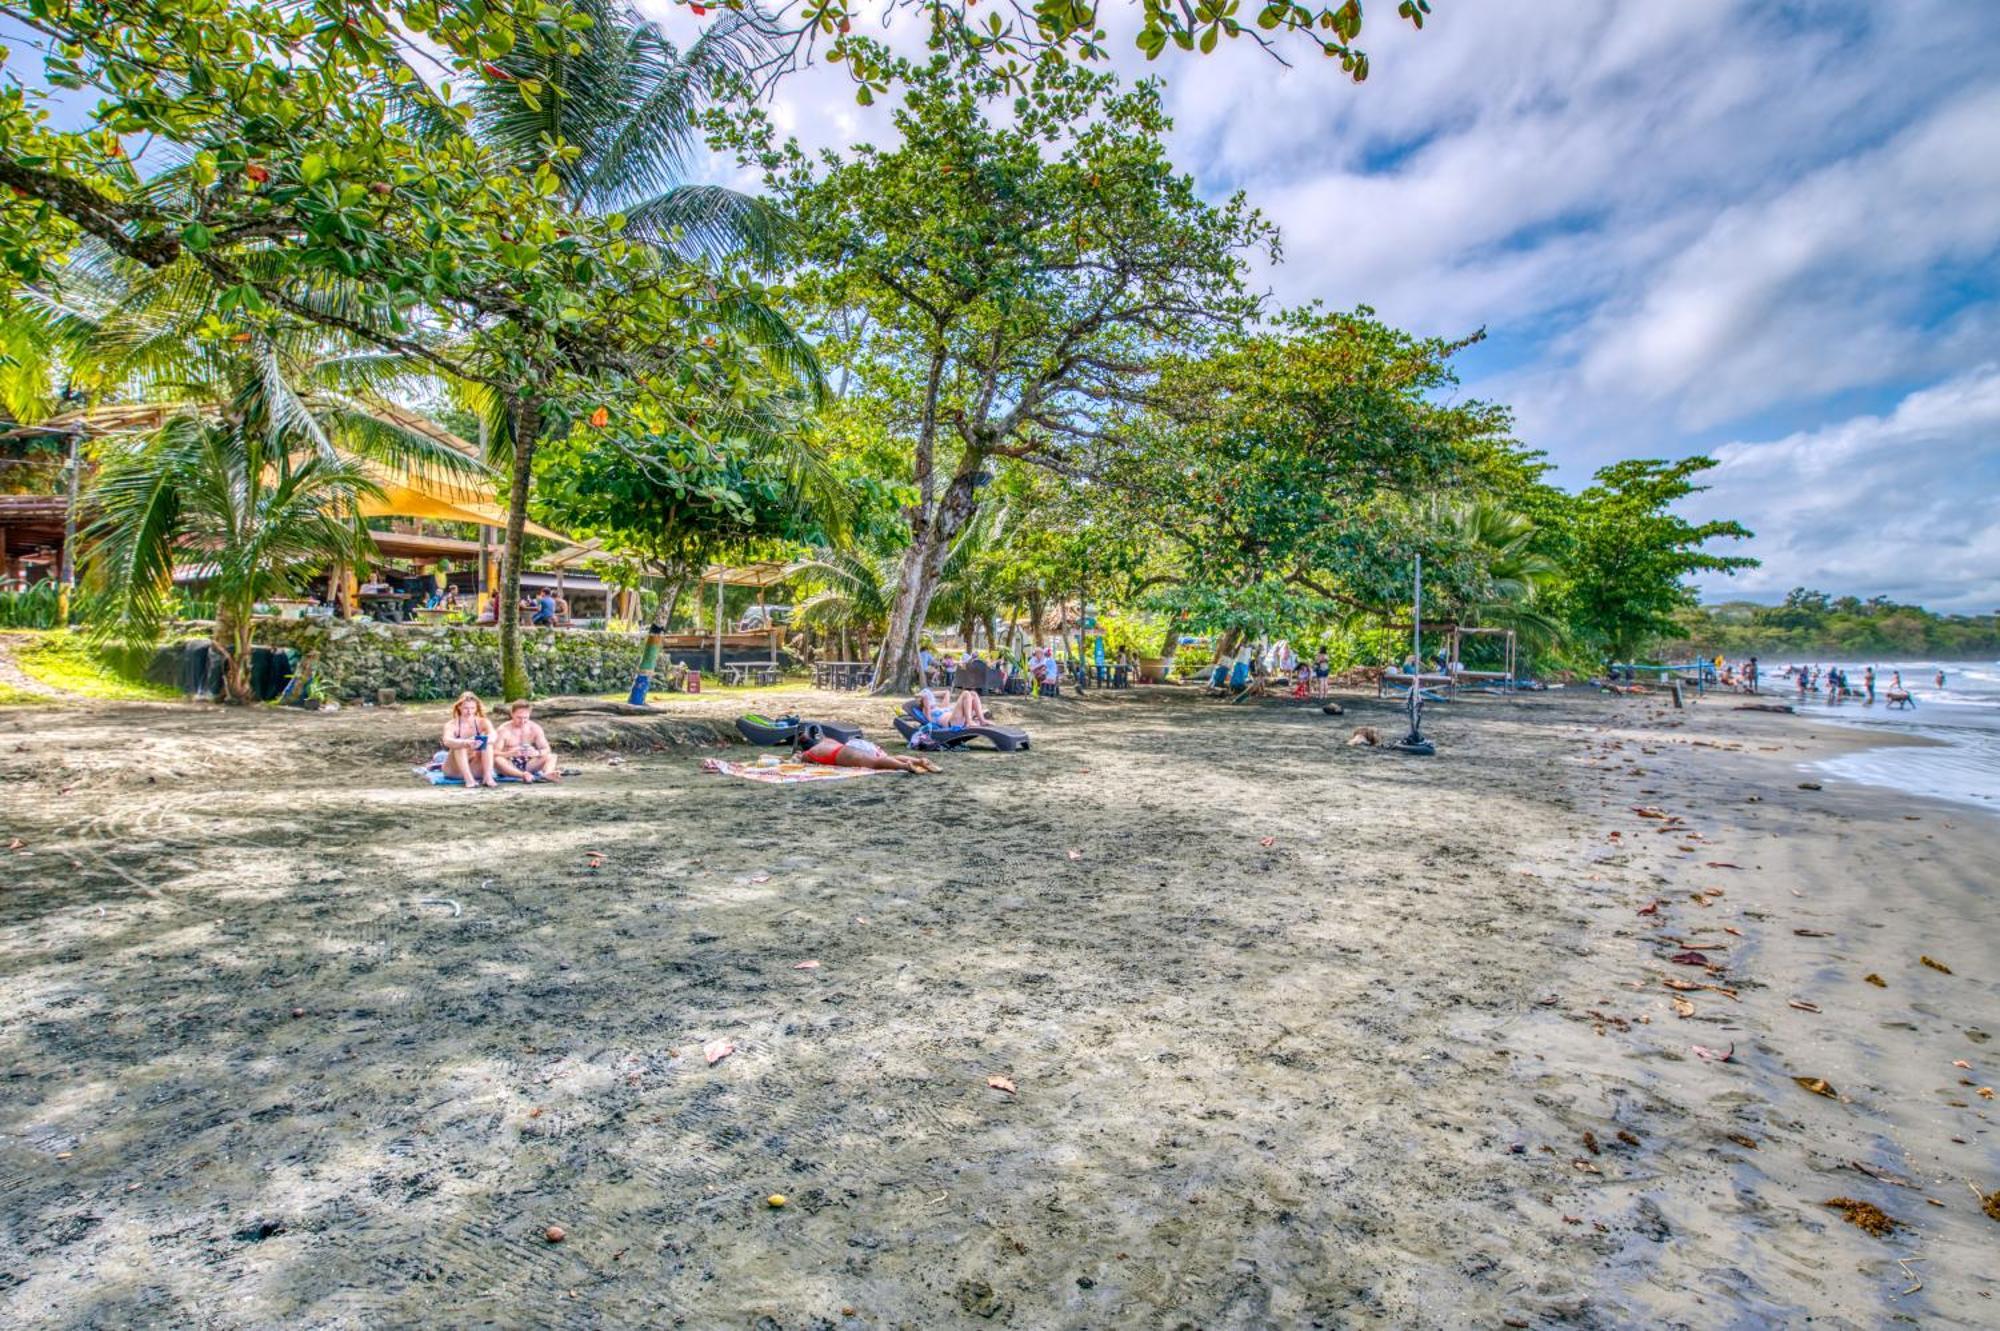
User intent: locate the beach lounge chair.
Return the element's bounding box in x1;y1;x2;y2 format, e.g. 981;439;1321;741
891;700;1031;752
735;713;864;747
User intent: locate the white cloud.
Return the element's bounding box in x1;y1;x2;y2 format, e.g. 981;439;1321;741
1682;367;2000;613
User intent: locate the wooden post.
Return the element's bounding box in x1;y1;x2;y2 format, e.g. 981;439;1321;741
713;572;724;676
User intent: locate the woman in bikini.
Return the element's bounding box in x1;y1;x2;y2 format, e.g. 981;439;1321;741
917;686;990;730
800;735;942;773
441;692;498;789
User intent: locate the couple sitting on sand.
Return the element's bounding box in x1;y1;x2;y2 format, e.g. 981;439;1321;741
441;693;562;787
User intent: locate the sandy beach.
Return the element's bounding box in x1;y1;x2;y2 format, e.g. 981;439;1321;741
0;686;1994;1328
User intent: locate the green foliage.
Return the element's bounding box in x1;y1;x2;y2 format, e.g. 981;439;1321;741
704;0;1436;99
1542;457;1755;663
1100;305;1514;636
1667;591;2000;660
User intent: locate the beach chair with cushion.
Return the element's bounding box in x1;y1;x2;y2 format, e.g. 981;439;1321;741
891;700;1031;752
735;713;864;747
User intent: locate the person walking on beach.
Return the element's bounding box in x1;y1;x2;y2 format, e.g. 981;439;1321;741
1746;657;1759;693
1864;666;1876;704
1936;669;1947;688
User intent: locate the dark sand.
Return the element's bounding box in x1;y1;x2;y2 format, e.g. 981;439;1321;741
0;686;1993;1328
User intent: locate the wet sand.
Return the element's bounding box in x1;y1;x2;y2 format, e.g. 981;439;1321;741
0;686;1993;1328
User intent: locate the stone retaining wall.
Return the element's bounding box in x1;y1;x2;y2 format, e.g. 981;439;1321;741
174;620;648;702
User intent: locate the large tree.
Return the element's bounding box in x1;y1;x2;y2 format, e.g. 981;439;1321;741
747;50;1272;692
1544;457;1756;664
1;0;794;697
1091;306;1517;653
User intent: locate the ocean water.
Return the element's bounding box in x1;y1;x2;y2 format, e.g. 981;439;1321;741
1766;660;2000;815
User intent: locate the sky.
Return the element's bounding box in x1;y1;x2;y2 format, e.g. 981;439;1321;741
645;0;2000;613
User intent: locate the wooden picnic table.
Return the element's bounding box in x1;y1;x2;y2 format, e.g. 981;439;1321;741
722;663;782;687
814;661;873;691
359;591;412;623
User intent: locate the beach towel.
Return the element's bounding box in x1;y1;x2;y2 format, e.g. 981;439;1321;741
701;758;887;784
412;750;535;784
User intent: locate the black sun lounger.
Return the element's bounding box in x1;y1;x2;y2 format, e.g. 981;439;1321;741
892;701;1031;752
735;713;864;747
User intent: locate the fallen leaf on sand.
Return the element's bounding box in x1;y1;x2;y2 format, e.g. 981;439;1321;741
1794;928;1832;937
584;853;604;870
1920;955;1953;974
986;1075;1017;1095
5;837;22;851
1704;861;1743;869
1726;1133;1758;1150
1258;836;1275;848
1571;1158;1601;1173
1636;899;1663;916
792;960;821;970
1616;1130;1640;1147
1631;806;1670;819
702;1040;736;1066
1789;1000;1822;1013
528;1106;544;1119
1824;1197;1899;1237
545;1225;566;1243
749;873;771;884
1798;781;1822;791
1863;973;1887;988
1723;926;1744;937
1065;849;1083;860
1693;1043;1734;1062
1670;950;1711;966
1794;1076;1837;1098
1663;977;1702;991
1984;1190;2000;1223
1954;1059;1973;1069
1980;1087;1994;1100
1671;996;1695;1018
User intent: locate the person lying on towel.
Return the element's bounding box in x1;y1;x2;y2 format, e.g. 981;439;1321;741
802;735;942;774
916;686;990;730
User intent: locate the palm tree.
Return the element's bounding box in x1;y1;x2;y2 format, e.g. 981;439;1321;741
791;546;896;661
83;378;383;704
463;0;786;265
1436;500;1564;653
405;1;822;696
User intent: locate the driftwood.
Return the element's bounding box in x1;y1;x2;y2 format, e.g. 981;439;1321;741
1733;703;1795;714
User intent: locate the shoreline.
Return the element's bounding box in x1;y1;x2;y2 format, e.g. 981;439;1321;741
1500;691;1999;1326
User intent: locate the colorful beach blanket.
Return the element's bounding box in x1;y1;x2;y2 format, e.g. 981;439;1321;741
701;758;887;785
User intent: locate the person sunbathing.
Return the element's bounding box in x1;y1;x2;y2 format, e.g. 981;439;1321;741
799;735;942;774
917;686;989;729
441;692;498;789
493;699;562;783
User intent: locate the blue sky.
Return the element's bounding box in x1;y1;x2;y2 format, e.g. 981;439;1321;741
674;0;2000;611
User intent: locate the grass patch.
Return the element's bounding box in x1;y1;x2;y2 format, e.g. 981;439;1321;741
0;679;50;706
12;631;180;702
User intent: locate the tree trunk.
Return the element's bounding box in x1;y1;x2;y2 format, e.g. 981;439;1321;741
1158;615;1185;673
871;465;981;694
498;392;539;700
214;604;254;705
